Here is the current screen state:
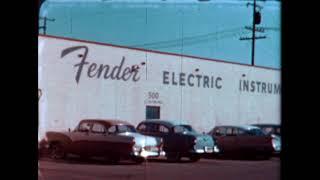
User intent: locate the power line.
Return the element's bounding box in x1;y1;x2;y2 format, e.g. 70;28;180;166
132;27;247;49
39;16;55;35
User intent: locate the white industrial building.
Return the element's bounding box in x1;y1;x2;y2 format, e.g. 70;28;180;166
38;34;280;139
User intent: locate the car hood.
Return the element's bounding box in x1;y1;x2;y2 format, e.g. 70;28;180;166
118;132;160;147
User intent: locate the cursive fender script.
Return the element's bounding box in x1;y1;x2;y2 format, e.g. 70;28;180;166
60;46;141;84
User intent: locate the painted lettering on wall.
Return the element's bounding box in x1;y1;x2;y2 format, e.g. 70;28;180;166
145;91;163;104
239;75;281;95
60;46;141;84
163;71;222;89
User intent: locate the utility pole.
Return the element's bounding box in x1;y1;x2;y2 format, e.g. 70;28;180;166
251;0;257;66
240;0;266;66
39;17;55;35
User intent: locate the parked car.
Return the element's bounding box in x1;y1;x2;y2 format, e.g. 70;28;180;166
251;124;281;155
39;119;164;164
208;125;274;159
136;120;218;162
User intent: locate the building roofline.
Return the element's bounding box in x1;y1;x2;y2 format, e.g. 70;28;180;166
39;34;281;72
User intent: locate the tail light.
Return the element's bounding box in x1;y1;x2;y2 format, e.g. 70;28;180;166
193;138;197;145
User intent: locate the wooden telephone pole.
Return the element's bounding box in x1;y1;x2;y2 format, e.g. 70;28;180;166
39;17;55;35
240;0;266;66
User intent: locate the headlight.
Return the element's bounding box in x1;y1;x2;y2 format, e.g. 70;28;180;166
213;145;220;153
272;138;281;152
132;145;142;152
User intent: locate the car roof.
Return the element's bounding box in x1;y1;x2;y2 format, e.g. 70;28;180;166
139;119;189;127
80;119;133;126
214;125;260;131
251;124;280;127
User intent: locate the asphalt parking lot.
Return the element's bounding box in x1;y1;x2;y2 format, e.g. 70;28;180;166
38;156;280;180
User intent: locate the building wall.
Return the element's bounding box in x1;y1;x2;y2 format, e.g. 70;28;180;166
38;35;280;138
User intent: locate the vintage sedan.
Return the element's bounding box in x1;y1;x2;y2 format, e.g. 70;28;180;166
136;120;218;162
251;124;281;154
208;125;274;159
40;119;164;163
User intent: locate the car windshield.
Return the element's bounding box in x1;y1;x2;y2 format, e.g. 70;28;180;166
173;125;197;133
261;127;275;135
246;128;265;136
275;127;281;136
117;125;137;133
260;126;281;136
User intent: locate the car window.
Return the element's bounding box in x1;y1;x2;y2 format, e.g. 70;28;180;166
180;125;197;133
108;125;117;134
226;128;233;136
92;123;106;134
232;128;239;136
246;128;265;136
78;122;92;132
146;123;158;133
237;128;246;135
137;124;147;132
159;125;169;134
173;126;185;134
213;128;220;136
262;127;274;135
118;125;137;133
214;127;226;136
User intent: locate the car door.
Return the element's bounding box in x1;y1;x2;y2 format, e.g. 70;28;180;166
220;127;237;153
69;121;93;156
212;127;226;152
106;125;135;156
171;125;192;153
89;122;109;156
137;123;171;151
157;124;173;152
233;127;245;153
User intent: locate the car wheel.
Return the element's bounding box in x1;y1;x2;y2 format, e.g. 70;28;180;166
189;154;201;162
166;152;181;162
255;153;271;160
262;153;272;160
132;157;145;164
50;143;65;160
105;155;120;164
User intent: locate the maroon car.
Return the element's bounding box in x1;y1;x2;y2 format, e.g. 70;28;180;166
39;119;163;164
208;125;274;159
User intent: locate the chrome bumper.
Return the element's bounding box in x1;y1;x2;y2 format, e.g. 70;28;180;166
193;145;220;154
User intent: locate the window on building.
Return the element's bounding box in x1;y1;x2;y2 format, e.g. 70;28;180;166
146;106;160;119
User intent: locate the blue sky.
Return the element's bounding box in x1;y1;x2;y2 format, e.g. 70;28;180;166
40;0;281;68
